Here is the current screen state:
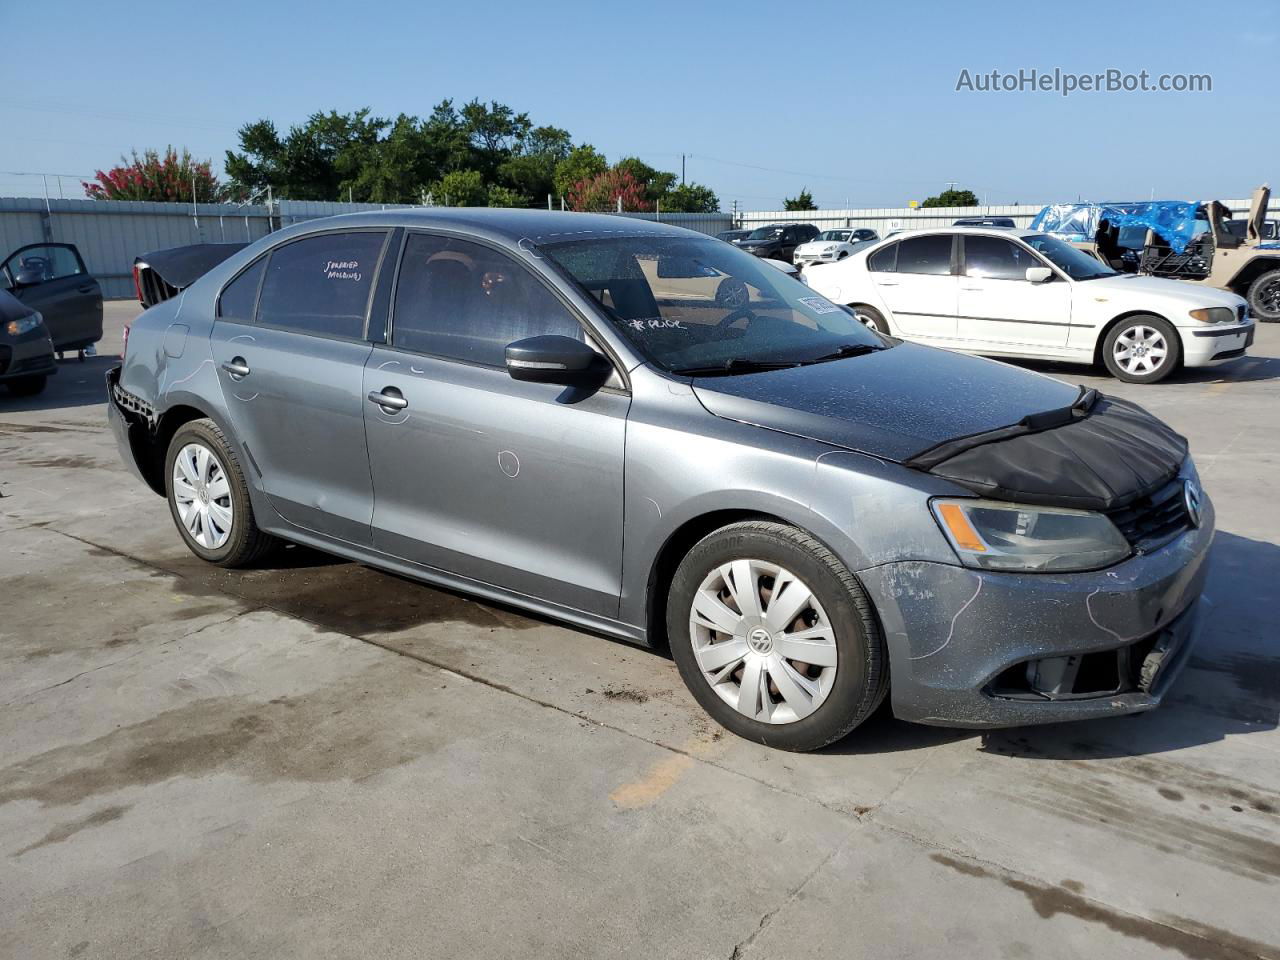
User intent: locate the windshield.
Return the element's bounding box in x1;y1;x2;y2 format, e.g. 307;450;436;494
818;230;852;242
543;235;884;373
746;225;781;240
1021;233;1117;280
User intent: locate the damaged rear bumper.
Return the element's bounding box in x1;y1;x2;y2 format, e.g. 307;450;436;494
857;494;1213;728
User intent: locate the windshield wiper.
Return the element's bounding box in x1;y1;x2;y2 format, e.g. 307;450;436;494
799;342;884;365
672;358;801;377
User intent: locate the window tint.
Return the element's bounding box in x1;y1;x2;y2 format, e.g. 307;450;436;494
963;236;1038;280
867;242;898;272
392;234;583;366
217;257;266;322
3;244;84;285
895;235;953;275
256;231;386;339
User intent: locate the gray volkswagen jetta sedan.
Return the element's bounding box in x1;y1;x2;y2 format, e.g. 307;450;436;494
108;210;1212;751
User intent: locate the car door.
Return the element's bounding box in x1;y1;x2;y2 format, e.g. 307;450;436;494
362;231;630;618
207;229;391;546
867;234;958;340
956;235;1072;350
0;243;102;350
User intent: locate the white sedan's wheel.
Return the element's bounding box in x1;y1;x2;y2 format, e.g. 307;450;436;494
1102;316;1181;383
689;559;838;724
171;442;234;549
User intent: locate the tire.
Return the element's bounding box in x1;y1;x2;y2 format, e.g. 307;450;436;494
164;418;277;567
1247;268;1280;322
6;375;47;397
666;520;888;752
1102;315;1181;383
852;304;889;334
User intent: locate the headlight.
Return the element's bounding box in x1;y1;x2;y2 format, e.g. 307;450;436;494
1188;307;1235;323
5;312;43;337
931;498;1131;572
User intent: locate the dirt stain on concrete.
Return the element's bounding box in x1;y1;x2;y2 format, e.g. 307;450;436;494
17;455;114;470
11;804;130;858
601;688;649;704
0;664;448;810
930;853;1278;960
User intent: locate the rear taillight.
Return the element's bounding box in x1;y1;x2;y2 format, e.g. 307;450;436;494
132;263;144;304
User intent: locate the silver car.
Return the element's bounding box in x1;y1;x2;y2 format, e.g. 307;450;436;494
108;210;1212;751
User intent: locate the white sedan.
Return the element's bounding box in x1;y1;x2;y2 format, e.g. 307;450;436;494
793;229;878;269
802;226;1255;383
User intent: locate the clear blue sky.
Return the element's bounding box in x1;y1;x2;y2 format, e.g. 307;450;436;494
2;0;1275;208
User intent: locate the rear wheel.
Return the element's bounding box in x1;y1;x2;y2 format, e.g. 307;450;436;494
165;419;277;567
5;375;47;396
1247;268;1280;322
1102;315;1180;383
666;521;887;751
852;304;889;334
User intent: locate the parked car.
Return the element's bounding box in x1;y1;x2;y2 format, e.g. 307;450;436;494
1031;186;1280;322
793;229;879;268
953;217;1016;227
110;210;1211;750
1;243;102;355
715;229;752;244
735;222;820;263
0;288;57;396
803;226;1253;383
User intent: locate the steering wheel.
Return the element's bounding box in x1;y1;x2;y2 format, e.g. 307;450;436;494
713;276;754;329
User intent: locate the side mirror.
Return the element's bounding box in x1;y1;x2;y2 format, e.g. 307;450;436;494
505;335;606;385
1025;266;1053;283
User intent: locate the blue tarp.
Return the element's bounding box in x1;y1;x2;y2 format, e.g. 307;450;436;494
1030;201;1204;254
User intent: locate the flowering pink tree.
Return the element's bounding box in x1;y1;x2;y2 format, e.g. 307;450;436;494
83;147;226;202
567;169;650;212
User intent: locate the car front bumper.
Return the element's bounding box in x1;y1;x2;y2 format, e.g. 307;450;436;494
0;333;57;382
856;493;1214;728
1182;319;1255;366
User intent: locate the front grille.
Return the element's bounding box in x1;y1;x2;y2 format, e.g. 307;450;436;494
1237;304;1248;323
1107;478;1191;550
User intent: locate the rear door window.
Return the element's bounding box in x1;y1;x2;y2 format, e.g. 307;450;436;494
217;257;267;322
895;235;954;275
256;231;388;339
391;233;584;367
867;242;898;272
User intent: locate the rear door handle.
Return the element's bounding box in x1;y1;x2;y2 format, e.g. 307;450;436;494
76;283;96;293
877;280;899;287
368;389;408;411
221;358;251;379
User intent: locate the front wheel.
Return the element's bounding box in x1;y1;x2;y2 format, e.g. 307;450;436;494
165;418;277;567
1102;315;1181;383
852;304;889;334
666;521;887;751
1247;268;1280;322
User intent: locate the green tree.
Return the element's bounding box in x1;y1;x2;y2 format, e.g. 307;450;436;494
658;182;719;213
554;144;608;198
84;147;225;201
922;188;979;208
784;188;817;211
226;110;387;200
461;99;531;180
486;184;526;208
430;169;486;206
498;125;572;204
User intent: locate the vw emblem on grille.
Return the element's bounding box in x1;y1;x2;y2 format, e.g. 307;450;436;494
1183;479;1202;529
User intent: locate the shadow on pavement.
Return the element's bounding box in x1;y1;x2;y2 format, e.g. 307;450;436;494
0;354;119;413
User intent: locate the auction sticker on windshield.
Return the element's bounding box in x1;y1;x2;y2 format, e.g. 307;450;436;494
799;296;842;315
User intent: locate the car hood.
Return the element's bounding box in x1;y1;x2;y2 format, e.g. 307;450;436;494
1081;274;1245;309
0;288;36;325
739;239;778;248
797;242;839;253
692;342;1082;462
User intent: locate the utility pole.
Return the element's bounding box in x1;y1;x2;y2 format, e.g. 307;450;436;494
681;154;686;185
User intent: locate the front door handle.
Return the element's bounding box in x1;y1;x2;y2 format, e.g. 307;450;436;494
368;388;408;412
877;280;899;287
76;283;96;294
221;357;250;379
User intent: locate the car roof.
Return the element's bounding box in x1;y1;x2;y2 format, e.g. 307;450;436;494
275;207;703;245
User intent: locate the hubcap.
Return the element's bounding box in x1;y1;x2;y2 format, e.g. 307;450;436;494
855;311;878;330
689;559;838;725
1258;277;1280;312
171;442;234;549
1113;324;1168;375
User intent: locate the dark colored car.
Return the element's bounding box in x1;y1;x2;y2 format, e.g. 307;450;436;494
736;223;820;263
0;242;103;355
953;217;1017;227
716;229;752;244
0;288;57;396
109;210;1211;752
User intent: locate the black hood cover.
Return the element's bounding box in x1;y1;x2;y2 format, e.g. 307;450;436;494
137;243;248;290
905;390;1188;511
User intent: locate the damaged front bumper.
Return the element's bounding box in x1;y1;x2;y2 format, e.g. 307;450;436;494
857;493;1214;728
106;363;161;492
